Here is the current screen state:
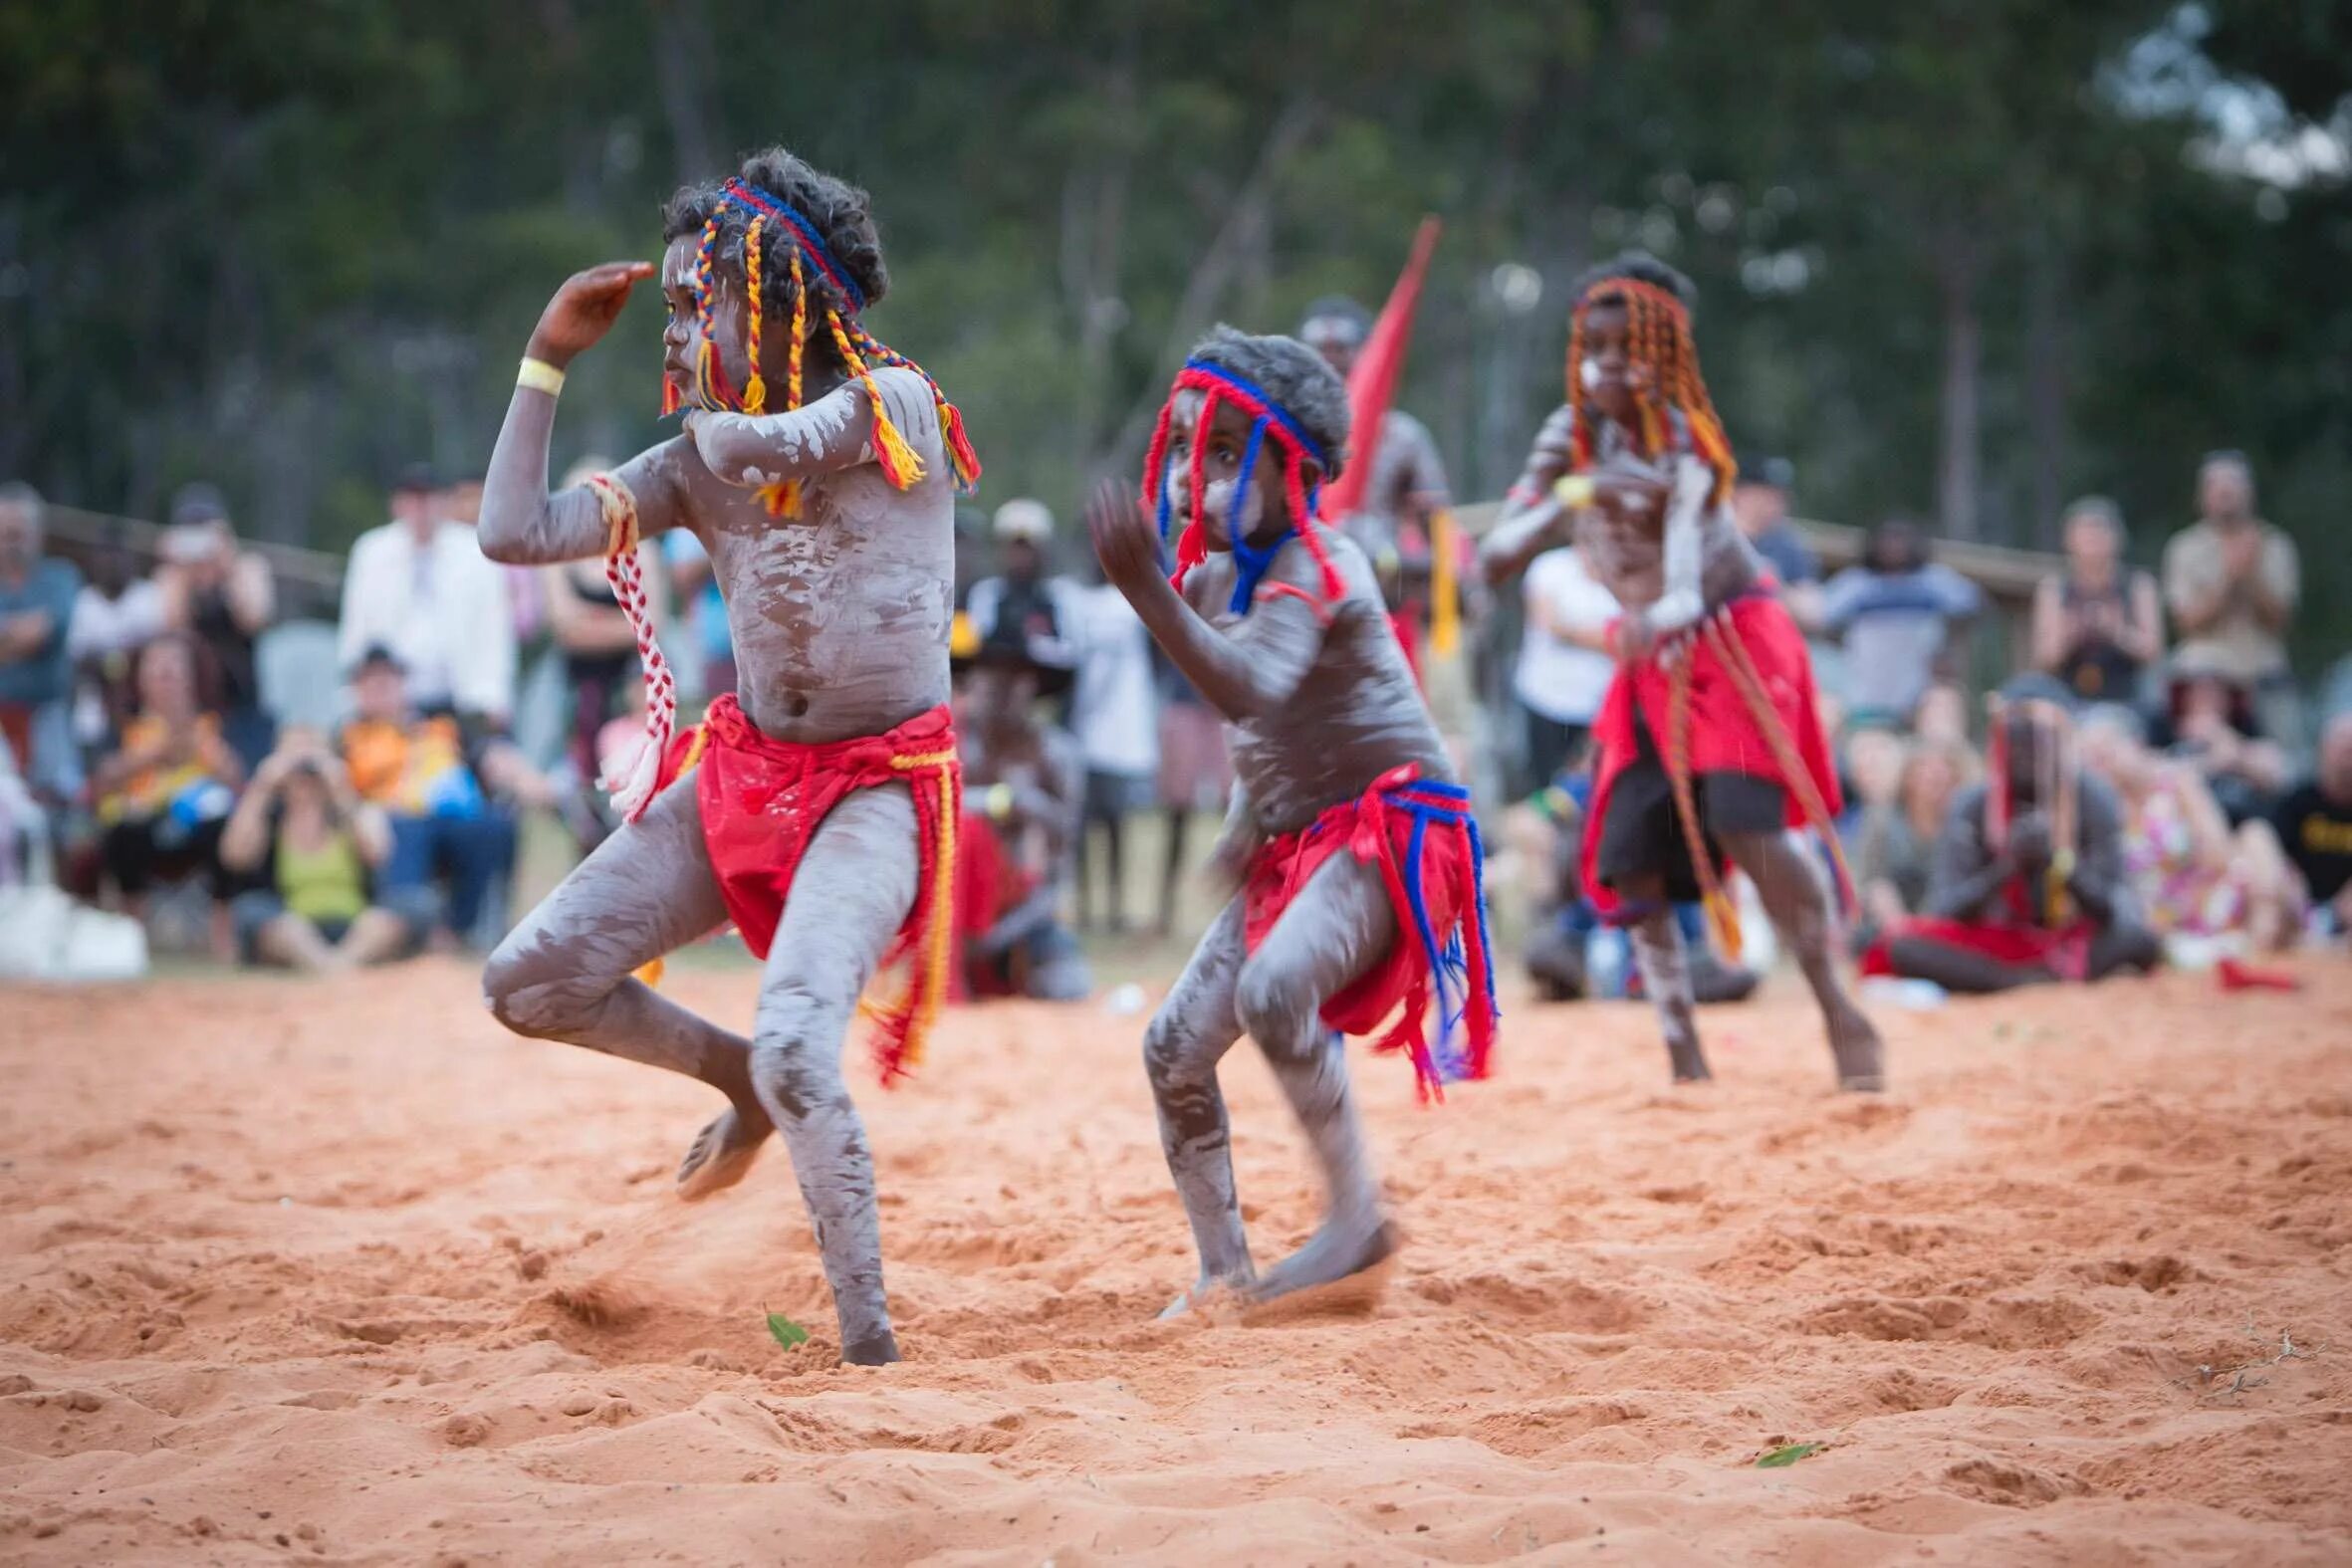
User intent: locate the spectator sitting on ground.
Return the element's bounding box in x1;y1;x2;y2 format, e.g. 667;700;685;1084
952;635;1091;1002
2032;495;2163;707
66;519;165;760
221;726;435;973
338;645;549;949
155;483;276;769
2272;712;2352;940
2163;450;2300;749
0;482;85;801
2077;705;2301;955
541;456;667;849
338;465;518;729
1847;735;1979;951
89;632;242;919
2160;651;2290;826
1868;677;2159;992
1819;518;1983;729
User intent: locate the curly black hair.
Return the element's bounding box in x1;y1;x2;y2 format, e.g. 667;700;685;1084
1186;326;1352;481
662;147;887;367
1571;250;1698;314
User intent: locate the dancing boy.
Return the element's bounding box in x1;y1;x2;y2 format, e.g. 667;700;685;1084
1087;328;1498;1313
477;147;979;1365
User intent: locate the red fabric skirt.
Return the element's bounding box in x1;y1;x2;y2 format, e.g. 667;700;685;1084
951;807;1038;1000
669;695;961;1082
1580;594;1841;923
1243;765;1497;1100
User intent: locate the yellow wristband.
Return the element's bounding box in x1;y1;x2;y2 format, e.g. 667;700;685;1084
517;357;567;397
987;783;1015;822
1553;474;1596;510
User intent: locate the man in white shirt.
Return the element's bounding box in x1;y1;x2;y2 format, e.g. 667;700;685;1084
338;465;517;726
1512;543;1618;795
1067;564;1160;931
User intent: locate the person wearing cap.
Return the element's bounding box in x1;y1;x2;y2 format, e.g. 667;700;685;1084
337;463;517;728
963;498;1080;680
156;481;277;770
1298;297;1455;656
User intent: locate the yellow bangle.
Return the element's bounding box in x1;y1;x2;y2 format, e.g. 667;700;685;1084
1553;474;1596;510
517;357;567;397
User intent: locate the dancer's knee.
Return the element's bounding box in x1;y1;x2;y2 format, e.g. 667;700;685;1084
481;930;605;1037
1235;955;1316;1061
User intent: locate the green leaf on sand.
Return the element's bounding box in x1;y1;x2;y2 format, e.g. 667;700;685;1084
1757;1442;1824;1468
765;1310;811;1350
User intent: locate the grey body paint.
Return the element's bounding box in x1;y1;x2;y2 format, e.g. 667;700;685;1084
1483;403;1885;1091
479;334;954;1362
1129;530;1437;1308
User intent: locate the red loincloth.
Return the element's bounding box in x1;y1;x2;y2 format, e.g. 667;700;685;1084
1243;765;1499;1101
1860;880;2094;983
665;695;961;1083
1580;594;1843;925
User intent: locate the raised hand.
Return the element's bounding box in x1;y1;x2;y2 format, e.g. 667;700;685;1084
527;261;656;367
1086;479;1164;595
1591;454;1670;525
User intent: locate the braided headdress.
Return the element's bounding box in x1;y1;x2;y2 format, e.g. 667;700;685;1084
1140;357;1345;616
1562;271;1737;505
664;177;981;517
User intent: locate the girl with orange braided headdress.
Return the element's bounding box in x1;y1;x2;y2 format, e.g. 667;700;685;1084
473;145;977;1368
1479;251;1886;1093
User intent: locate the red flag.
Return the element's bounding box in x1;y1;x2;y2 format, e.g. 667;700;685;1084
1318;216;1442;523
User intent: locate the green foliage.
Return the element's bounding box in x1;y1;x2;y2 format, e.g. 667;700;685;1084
764;1309;810;1351
0;1;2344;657
1757;1441;1825;1467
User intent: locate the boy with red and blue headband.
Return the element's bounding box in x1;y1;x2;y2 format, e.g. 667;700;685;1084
476;147;977;1366
1087;327;1498;1313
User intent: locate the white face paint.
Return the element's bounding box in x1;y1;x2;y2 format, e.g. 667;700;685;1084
1579;356;1604;392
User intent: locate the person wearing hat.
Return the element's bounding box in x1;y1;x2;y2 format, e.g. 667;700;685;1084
337;463;517;728
963;498;1080;681
952;630;1091;1001
156;481;277;770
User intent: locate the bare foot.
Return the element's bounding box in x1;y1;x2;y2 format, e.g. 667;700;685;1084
1158;1269;1254;1319
1250;1216;1398;1303
674;1104;771;1201
840;1327;901;1366
1667;1037;1715;1083
1828;1004;1887;1092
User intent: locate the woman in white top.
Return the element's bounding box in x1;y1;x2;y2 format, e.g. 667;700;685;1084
1512;543;1619;794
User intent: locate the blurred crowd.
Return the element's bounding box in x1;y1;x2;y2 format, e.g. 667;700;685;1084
2;423;2346;996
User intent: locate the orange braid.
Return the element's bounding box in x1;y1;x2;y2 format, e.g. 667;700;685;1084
824;307;923;490
752;246;813;520
741;216;767;414
1665;651;1742;954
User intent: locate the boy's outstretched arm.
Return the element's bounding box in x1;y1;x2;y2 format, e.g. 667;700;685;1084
1084;482;1324;725
480;261;686;564
1479;405;1578;586
681;380;887;493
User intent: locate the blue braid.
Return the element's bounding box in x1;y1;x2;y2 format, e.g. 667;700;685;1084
1226;414;1287;614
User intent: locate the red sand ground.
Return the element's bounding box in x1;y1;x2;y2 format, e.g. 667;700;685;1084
2;958;2349;1565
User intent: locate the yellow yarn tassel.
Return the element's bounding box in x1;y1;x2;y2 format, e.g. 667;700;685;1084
825;308;924;490
1428;507;1461;658
741;216;767;414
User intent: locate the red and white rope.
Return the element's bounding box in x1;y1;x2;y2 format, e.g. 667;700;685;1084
586;474;675;823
